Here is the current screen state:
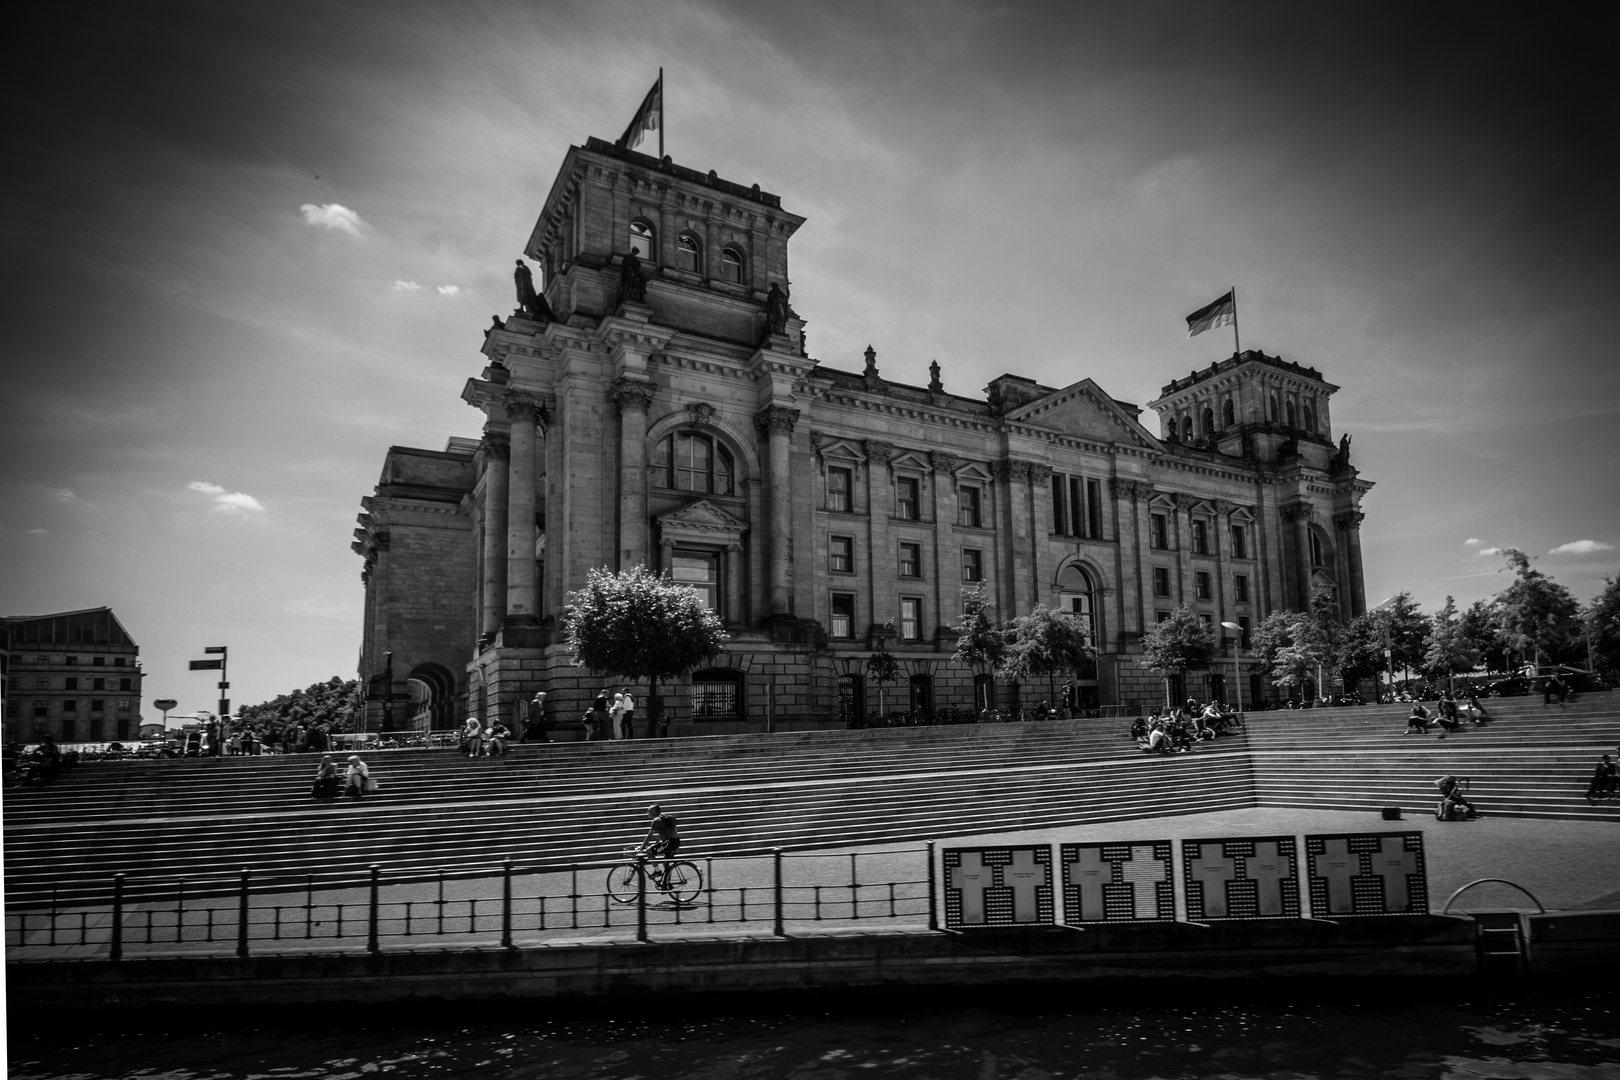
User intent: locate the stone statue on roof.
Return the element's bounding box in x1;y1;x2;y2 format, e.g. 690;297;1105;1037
765;282;790;336
512;260;553;322
619;250;647;304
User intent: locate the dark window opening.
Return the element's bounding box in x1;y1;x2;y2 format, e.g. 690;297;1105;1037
1153;567;1172;597
830;535;854;574
691;669;743;722
896;477;920;520
831;593;856;638
962;548;983;582
899;542;922;578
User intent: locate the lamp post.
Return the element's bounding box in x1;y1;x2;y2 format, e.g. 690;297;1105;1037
1220;621;1244;714
1370;594;1399;704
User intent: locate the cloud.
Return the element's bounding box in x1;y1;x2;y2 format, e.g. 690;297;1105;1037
1548;539;1615;555
186;480;265;517
437;285;461;296
299;203;364;235
1478;547;1503;556
1464;538;1481;546
27;528;48;535
392;280;423;292
46;486;81;504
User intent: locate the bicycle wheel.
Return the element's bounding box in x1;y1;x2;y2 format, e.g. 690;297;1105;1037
605;862;642;904
662;861;703;904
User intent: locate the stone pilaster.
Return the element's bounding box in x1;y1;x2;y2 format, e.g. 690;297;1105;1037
1281;502;1315;612
1028;463;1053;610
756;405;800;617
479;433;510;646
1169;493;1193;608
1335;511;1367;616
865;440;895;631
997;460;1034;617
1213;498;1236;626
930;450;960;629
610;377;657;569
503;391;544;640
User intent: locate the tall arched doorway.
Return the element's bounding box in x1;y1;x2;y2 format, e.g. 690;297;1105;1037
1056;563;1102;714
406;663;456;732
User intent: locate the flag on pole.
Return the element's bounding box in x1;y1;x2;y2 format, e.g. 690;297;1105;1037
1185;290;1236;338
619;74;663;153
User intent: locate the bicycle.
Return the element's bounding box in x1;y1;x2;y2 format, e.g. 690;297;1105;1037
606;848;703;905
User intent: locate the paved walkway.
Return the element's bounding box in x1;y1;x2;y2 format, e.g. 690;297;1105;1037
7;808;1614;963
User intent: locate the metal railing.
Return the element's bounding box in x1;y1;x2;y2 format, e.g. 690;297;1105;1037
6;845;938;961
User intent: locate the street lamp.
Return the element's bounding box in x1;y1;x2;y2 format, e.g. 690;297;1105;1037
1220;622;1244;714
1370;594;1399;704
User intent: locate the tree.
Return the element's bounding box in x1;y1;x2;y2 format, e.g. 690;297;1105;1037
237;677;361;733
1138;605;1217;706
1495;548;1582;667
1423;595;1481;691
1459;599;1510;674
999;604;1096;709
952;584;1006;713
1587;576;1620;679
561;565;729;719
865;623;901;719
1251;611;1323;699
1383;591;1431;681
1337;612;1389;692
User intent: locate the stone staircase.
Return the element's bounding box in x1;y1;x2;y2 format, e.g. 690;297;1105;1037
5;694;1615;910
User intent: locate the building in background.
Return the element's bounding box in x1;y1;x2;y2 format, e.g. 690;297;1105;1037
355;134;1372;734
2;608;144;745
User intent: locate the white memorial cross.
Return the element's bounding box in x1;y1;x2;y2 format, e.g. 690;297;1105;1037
1119;844;1170;918
947;852;994;924
1004;848;1049;922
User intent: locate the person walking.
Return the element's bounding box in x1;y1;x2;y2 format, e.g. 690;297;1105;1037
606;691;628;740
619;688;637;739
523;691;551;742
586;696;612;742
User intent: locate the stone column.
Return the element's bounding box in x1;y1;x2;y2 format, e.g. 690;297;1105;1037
1170;493;1194;607
998;461;1033;617
1213;499;1236;624
930;451;960;628
1028;464;1054;610
757;406;800;617
479;433;510;646
610;377;657;569
1109;478;1143;646
1336;511;1367;617
725;541;745;625
503;392;543;634
1282;502;1314;612
865;441;895;633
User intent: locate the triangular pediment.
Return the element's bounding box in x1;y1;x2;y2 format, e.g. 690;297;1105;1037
657;499;748;533
1004;379;1160;448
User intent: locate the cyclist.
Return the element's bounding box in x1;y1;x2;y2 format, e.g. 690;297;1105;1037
637;803;681;885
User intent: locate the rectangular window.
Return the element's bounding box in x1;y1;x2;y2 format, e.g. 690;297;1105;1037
830;535;854;574
1192;519;1209;555
61;717;75;742
1151;513;1169;549
62;699;77;712
1234;574;1250;603
962;548;983;582
1086;479;1102;539
1231;524;1247;560
117;698;131;711
93;677;105;691
959;486;981;528
828;467;852;513
65;656;77;665
114;658;126;667
898;542;922;578
896;477;920;521
1069;477;1084;537
899;597;922;640
1238;615;1252;648
35;677;48;689
91;699;105;712
64;677;77;691
120;678;132;691
1156;610;1171;624
90;718;104;741
1199;613;1213;626
1195;571;1212;600
33;699;47;717
1153;567;1172;597
830;593;855;638
670;549;720;610
93;656;106;666
1052;478;1067;535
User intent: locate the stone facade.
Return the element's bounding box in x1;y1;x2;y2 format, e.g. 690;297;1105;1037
2;607;143;744
354;135;1372;734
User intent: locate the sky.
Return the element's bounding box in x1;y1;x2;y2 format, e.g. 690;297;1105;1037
3;1;1617;714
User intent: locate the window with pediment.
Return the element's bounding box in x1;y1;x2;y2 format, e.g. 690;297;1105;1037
651;432;734;495
827;466;852;512
896;476;921;521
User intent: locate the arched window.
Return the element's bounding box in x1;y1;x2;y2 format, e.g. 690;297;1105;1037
691;668;743;722
908;673;933;718
1056;564;1097;647
1201;407;1214;435
1309;529;1325;567
1223;398;1235;428
1181;415;1193;441
1286;400;1297;429
720;245;744;284
650;432;734;495
1303;405;1315;433
1268;394;1278;423
676;232;701;273
837;674;865;728
628;220;656;262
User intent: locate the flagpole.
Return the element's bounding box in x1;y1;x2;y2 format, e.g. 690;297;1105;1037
658;67;664;160
1230;284;1241;357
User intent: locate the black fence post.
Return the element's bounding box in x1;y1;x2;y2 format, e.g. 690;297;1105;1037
635;853;649;943
926;840;938;932
367;864;381;954
501;856;514;950
773;848;785;937
236;866;251;959
110;873;125;962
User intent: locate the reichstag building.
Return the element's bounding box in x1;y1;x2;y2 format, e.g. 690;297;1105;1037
353;135;1371;735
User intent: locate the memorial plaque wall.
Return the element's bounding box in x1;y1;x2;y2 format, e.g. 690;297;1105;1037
1060;840;1176;924
1305;832;1428;916
942;846;1055;928
1181;835;1301;921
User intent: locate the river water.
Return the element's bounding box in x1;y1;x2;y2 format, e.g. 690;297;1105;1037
11;984;1619;1080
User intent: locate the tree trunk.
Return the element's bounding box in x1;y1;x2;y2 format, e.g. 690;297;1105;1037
648;674;658;739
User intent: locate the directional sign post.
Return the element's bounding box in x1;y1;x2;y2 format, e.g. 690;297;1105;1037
190;646;229;721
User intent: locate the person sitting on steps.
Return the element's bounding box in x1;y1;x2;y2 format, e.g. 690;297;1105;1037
1404;704;1431;734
